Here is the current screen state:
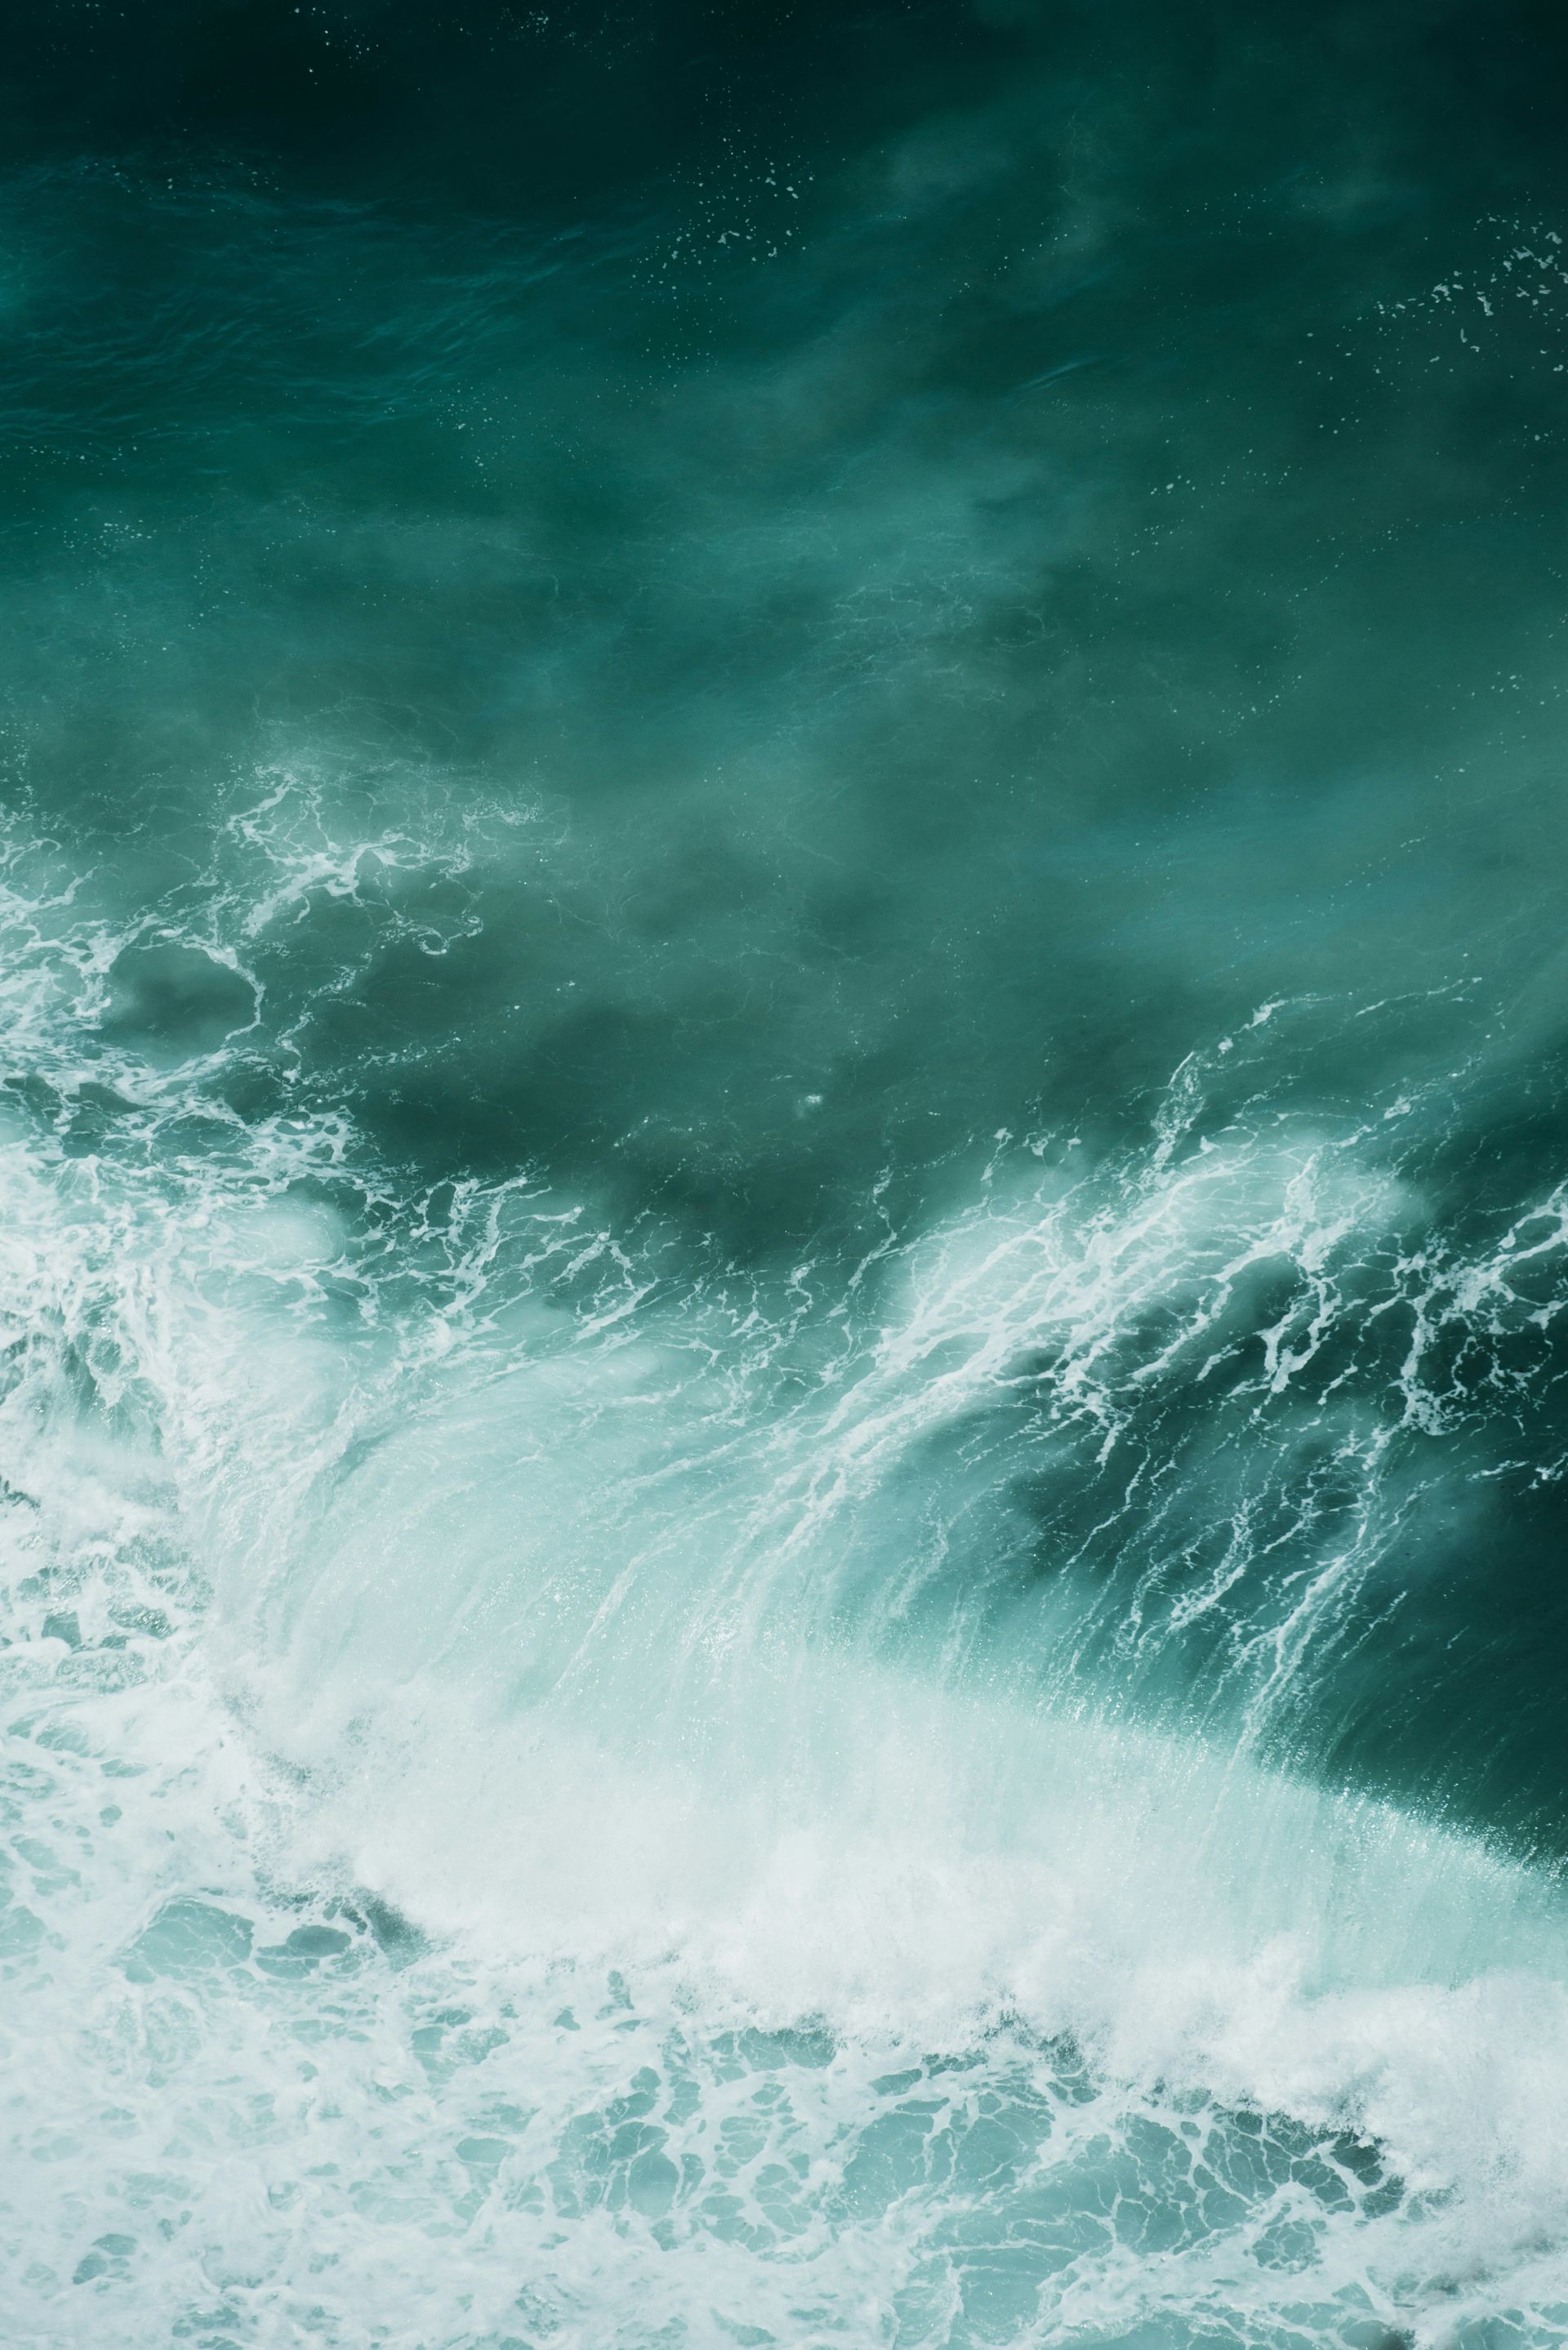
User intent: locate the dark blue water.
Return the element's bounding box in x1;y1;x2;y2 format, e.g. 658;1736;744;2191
5;6;1568;2343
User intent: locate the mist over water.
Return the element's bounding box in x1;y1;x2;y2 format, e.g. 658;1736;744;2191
6;4;1568;2343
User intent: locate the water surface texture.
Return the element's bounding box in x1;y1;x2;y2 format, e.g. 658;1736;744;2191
6;4;1568;2343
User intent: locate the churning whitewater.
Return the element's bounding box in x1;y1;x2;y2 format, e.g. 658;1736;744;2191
6;2;1568;2344
7;772;1568;2345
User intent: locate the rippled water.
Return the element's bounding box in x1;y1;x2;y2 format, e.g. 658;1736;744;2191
6;4;1568;2343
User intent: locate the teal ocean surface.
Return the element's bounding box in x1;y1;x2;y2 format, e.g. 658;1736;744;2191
5;4;1568;2343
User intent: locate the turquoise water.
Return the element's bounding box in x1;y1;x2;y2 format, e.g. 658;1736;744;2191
6;4;1568;2342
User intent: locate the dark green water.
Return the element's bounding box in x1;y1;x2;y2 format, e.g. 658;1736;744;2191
5;6;1568;2343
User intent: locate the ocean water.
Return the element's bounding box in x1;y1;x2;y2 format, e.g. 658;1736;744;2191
5;4;1568;2343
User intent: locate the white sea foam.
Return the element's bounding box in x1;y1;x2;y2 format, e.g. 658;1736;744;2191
3;925;1568;2343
